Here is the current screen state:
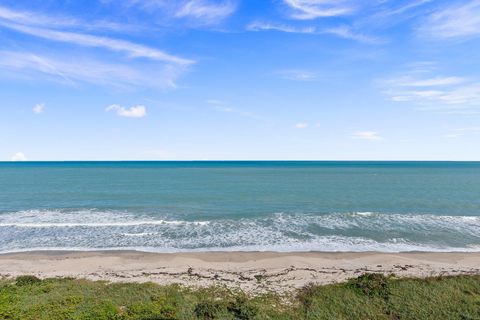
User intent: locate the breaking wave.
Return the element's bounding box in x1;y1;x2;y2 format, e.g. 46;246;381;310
1;209;480;253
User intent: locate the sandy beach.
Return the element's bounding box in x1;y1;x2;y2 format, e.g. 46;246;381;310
1;251;480;294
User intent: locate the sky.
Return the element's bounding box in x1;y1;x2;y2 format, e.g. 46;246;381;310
1;0;480;161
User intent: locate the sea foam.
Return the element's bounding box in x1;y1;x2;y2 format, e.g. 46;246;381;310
1;209;480;253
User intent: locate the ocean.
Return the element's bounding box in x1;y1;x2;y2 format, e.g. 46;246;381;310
1;161;479;253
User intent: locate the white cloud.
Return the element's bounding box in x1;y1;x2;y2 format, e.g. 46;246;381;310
0;6;194;88
207;99;261;120
444;133;462;139
295;122;309;129
455;127;480;133
380;0;433;17
251;0;432;44
247;21;315;34
356;0;433;29
444;127;480;138
0;51;184;88
11;152;28;161
0;6;193;89
0;5;133;32
389;76;466;87
352;131;383;141
277;69;317;81
247;21;380;44
0;5;75;27
33;102;45;114
283;0;355;19
117;0;236;26
419;1;480;39
106;104;147;118
0;21;193;65
384;67;480;111
401;85;480;106
323;25;384;44
175;0;236;24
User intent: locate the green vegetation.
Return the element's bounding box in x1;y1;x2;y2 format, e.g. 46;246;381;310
1;274;480;319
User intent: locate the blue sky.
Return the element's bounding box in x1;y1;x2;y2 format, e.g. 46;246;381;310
1;0;480;161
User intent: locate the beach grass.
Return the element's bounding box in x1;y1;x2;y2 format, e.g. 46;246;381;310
1;274;480;319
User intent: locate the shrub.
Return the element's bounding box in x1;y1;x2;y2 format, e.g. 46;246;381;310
15;275;42;286
128;300;177;320
349;273;390;299
194;301;222;319
227;296;258;320
297;283;317;312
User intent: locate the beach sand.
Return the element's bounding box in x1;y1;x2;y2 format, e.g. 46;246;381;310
1;251;480;294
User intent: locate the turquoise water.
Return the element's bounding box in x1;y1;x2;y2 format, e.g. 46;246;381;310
1;161;480;252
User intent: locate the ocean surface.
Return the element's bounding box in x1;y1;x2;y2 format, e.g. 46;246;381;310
1;161;480;253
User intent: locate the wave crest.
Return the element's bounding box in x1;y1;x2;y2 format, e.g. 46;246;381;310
1;209;480;253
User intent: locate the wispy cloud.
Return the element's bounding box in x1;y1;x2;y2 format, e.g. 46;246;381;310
273;1;435;43
356;0;432;29
323;25;384;44
390;84;480;107
106;104;147;118
247;21;315;34
0;20;193;65
388;76;466;87
207;99;262;120
175;0;236;24
247;21;380;44
419;1;480;39
382;0;433;17
444;127;480;138
283;0;355;20
0;5;194;89
33;103;45;114
118;0;236;26
352;131;383;141
0;5;134;32
0;51;77;86
276;69;317;81
295;122;309;129
0;51;184;88
383;66;480;112
0;5;76;28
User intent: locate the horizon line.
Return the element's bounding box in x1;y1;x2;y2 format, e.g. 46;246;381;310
2;160;480;163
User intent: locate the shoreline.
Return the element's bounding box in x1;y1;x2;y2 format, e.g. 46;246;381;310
2;250;480;294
